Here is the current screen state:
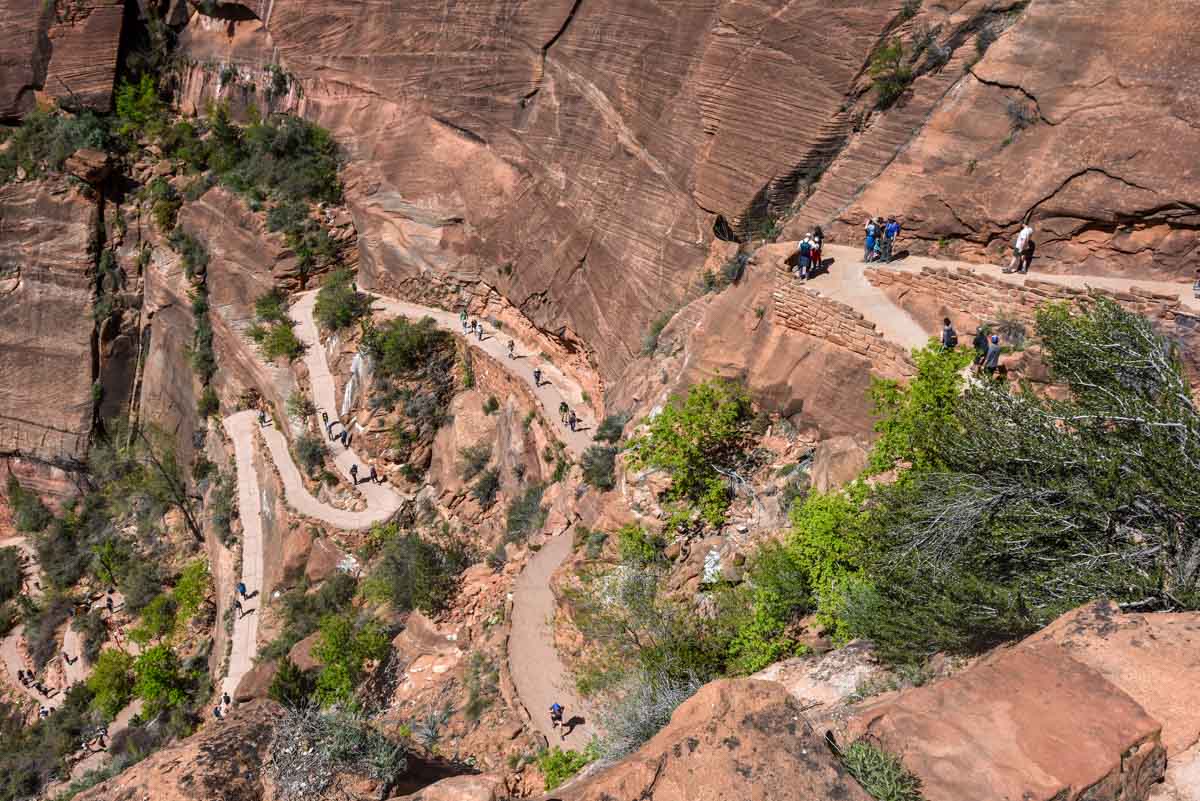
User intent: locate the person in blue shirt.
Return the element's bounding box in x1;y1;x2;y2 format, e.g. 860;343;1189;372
883;218;901;262
549;702;564;738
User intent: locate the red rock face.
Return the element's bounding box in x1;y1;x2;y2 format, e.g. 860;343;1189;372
0;180;98;469
0;0;124;117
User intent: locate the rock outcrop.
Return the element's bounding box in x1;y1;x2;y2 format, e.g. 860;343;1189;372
0;0;124;117
842;602;1200;801
0;180;97;469
74;700;280;801
556;679;872;801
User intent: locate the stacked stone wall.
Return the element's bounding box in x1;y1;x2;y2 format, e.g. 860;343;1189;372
772;268;915;378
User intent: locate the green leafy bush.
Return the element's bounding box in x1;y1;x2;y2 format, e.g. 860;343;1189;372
716;541;811;674
504;484;547;545
148;178;181;233
537;746;595;791
0;109;112;184
594;412;630;444
172;559;210;628
251;319;304;362
581;445;618;491
312;612;390;706
294;433;328;478
0;548;22;604
482;395;500;415
313;269;370;331
87;649;135;719
626;379;753;526
196;385;219;418
114;75;167;140
132;644;191;715
130;593;177;645
260;572;358;662
641;312;673;355
458;442;492;481
616;524;664;566
8;477;52;533
869;38;914;109
269;658;318;707
365;315;453;379
208;470;237;546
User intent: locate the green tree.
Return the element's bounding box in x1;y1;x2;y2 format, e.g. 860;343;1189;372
869;38;913;109
115;74;166;140
626;379;754;526
130;594;178;645
312;613;390;707
87;649;135;719
313;269;370;331
133;644;190;715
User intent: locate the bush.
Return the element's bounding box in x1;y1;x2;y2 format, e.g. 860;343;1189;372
114;75;166;140
0;109;112;184
8;477;52;533
72;608;109;664
504;484;547;544
594;413;629;444
595;668;703;761
839;740;924;801
147;178;181;233
869;38;913;109
312;612;390;706
168;229;209;279
209;471;238;546
313;269;370;331
260;572;358;662
252;320;304;362
616;524;664;566
286;390;316;419
537;746;595;791
254;288;290;324
0;548;22;604
899;0;920;20
641;312;673;355
24;593;74;669
482;395;500;415
196;385;219;418
788;487;867;617
471;469;501;509
368;527;469;615
365;315;453;379
0;683;98;799
121;561;162;614
132;644;191;715
130;594;177;645
87;649;135;719
717;541;811;674
463;651;498;722
172;559;210;627
581;445;617;491
458;442;492;481
267;706;406;801
269;658;318;708
294;433;328;478
626;379;754;526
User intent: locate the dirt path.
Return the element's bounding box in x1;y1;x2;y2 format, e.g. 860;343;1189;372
220;290;597;747
809;243;1199;348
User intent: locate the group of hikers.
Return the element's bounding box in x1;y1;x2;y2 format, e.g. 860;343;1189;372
792;226;825;280
863;216;903;263
319;410;384;485
940;316;1006;376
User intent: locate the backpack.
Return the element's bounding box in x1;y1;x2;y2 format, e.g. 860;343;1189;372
798;240;811;256
946;328;958;348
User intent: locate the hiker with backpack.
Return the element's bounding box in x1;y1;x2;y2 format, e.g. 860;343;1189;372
864;218;878;262
883;218;901;262
1005;224;1034;273
941;317;958;351
549;702;564;737
796;236;813;281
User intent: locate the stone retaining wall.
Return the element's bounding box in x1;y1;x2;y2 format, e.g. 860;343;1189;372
865;264;1200;377
772;266;915;378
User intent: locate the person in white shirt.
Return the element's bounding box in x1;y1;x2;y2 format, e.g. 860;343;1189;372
1006;224;1033;273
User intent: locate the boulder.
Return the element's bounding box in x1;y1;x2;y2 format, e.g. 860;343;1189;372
753;640;885;714
234;658;278;702
280;525;314;581
556;679;872;801
75;700;280;801
390;774;503;801
809;436;868;493
64;148;111;185
305;537;347;583
288;631;322;671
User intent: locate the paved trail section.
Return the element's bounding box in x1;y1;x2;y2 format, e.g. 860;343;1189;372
222;289;597;745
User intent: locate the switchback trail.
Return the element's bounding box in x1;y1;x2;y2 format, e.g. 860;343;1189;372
221;289;597;745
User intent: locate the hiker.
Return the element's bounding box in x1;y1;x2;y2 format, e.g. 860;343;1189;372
258;410;267;427
558;401;569;422
507;339;515;359
972;326;989;370
223;692;231;706
864;218;878;262
62;651;75;665
549;702;564;732
884;217;901;262
460;310;468;330
1193;269;1200;299
105;596;114;614
873;219;885;261
941;317;958;350
213;706;223;721
476;324;484;342
568;409;578;432
810;230;823;275
533;367;542;386
321;410;329;427
1005;223;1033;273
39;706;49;719
237;581;247;600
234;598;243;615
796;236;813;281
1020;236;1036;274
985;334;1002;376
350;464;359;484
340;429;350;448
369;464;379;484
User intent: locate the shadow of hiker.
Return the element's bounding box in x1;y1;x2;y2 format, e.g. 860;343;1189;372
561;715;585;739
245;590;260;601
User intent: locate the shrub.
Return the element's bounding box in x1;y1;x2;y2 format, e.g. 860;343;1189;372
595;668;703;761
869;38;913;109
471;469;501;509
196;385;219;418
0;547;23;604
285;390;316;419
114;75;166;140
130;594;177;645
788;487;868;611
254;288;289;324
581;445;617;491
463;651;498;722
504;484;547;544
313;269;370;331
121;561;162;614
172;559;210;627
147;178;182;233
365;315;452;379
8;477;52;532
458;442;492;481
537;746;595;791
616;524;664;566
252;319;304;362
369;528;469;615
269;658;318;708
209;470;237;545
132;644;191;715
594;413;629;444
260;572;358;661
641;312;673;355
168;228;210;279
0;109;112;184
717;541;811;674
87;649;135;719
72;608;109;663
267;706;406;801
482;395;500;415
899;0;920;20
294;433;328;477
24;593;74;669
626;379;754;526
840;740;924;801
312;612;390;706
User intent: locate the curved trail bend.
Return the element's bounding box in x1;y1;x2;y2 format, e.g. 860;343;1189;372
221;289;596;743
